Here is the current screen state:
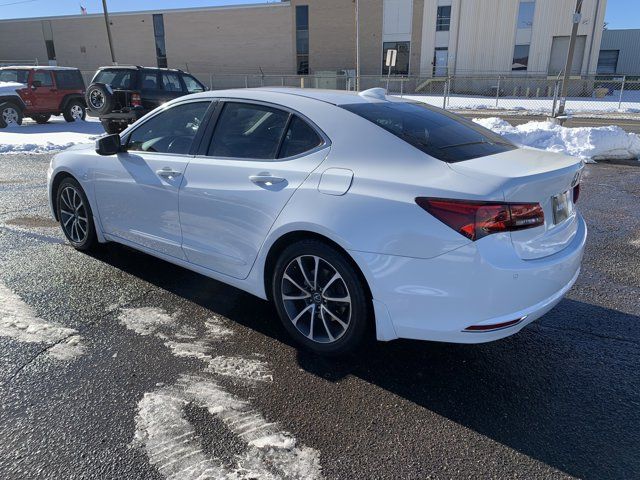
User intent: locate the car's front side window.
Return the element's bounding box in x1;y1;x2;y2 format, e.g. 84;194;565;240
127;101;210;155
33;71;53;87
183;75;205;94
207;102;290;159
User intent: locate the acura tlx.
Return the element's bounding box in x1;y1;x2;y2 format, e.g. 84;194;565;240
47;87;586;355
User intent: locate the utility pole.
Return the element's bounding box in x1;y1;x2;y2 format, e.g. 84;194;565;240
556;0;583;118
102;0;117;65
355;0;360;91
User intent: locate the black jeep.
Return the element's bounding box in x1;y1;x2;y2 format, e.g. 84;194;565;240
85;66;206;134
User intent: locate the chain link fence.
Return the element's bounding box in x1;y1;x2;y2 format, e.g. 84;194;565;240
76;70;640;117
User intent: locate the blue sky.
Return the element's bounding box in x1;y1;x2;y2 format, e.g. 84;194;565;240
0;0;637;29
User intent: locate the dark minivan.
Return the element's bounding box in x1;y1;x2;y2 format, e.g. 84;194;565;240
85;66;206;134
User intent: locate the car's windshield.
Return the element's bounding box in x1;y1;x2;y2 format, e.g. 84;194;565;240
0;69;29;84
93;69;134;90
340;101;516;162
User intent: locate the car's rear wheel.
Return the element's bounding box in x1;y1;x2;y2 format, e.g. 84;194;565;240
272;240;370;356
63;100;86;122
56;177;98;251
100;119;124;135
32;114;51;124
0;102;23;128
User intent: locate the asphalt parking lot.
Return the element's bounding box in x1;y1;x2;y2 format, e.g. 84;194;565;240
0;153;639;479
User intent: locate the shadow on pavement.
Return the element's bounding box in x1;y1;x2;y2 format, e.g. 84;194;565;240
92;243;640;480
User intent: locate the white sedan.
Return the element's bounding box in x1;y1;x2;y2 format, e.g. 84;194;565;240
47;88;586;355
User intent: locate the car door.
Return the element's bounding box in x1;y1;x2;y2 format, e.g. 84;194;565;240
138;69;163;110
179;100;330;279
93;100;213;259
29;70;58;112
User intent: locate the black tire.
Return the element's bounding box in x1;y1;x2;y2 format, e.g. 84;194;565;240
32;114;51;124
0;102;23;128
85;83;113;115
56;177;98;252
272;239;371;356
101;119;124;135
63;99;86;122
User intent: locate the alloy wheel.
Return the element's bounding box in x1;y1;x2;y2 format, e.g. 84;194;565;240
2;106;19;125
59;186;89;244
281;255;352;344
70;104;84;119
89;90;104;109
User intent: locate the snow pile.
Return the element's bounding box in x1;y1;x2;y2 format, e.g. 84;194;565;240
474;117;640;161
0;117;103;154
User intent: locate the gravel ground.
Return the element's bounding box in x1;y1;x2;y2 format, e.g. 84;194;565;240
0;153;638;480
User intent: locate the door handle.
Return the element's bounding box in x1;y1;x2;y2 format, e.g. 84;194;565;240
157;167;182;179
249;173;286;185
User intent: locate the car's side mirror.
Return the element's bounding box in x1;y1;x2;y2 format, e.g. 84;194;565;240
96;134;123;156
31;80;41;89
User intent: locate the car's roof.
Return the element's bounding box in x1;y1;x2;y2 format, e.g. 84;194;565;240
193;87;398;107
0;65;78;71
96;65;184;72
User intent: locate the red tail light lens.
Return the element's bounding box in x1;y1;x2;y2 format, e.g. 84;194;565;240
573;184;580;204
131;93;142;107
416;198;544;241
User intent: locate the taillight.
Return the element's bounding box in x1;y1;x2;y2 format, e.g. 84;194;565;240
416;198;544;241
573;184;580;204
131;93;142;107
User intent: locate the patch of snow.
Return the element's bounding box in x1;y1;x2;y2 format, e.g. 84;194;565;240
404;92;640;114
473;117;640;162
0;117;103;154
118;307;177;336
0;282;85;360
135;374;322;480
206;355;274;383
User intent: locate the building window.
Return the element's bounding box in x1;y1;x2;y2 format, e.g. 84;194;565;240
153;14;168;68
296;5;309;75
433;47;448;76
436;6;451;32
597;50;619;74
516;1;535;29
512;44;530;71
41;20;56;62
382;41;410;75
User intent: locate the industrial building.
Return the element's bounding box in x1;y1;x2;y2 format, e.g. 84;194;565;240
0;0;608;79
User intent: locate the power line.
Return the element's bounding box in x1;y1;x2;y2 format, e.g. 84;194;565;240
0;0;37;7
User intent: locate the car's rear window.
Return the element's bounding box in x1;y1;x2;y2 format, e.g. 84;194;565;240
340;101;516;162
93;69;135;90
0;69;29;84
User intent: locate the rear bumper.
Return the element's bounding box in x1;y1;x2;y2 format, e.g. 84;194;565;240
350;213;587;343
89;109;148;122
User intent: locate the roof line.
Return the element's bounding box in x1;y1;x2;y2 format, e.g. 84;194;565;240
0;1;289;23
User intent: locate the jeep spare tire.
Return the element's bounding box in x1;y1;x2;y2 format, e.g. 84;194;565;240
85;84;113;115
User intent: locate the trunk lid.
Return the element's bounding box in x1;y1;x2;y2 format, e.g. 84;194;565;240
449;147;583;259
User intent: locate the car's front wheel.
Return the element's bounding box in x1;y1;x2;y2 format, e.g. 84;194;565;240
272;239;370;356
0;102;23;128
56;177;98;251
63;100;86;122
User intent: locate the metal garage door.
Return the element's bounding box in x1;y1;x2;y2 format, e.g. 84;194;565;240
548;35;586;75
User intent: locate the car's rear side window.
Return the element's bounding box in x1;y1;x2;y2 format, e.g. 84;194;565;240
53;70;84;89
162;72;182;92
340;101;516;162
0;69;29;83
207;102;290;159
93;69;134;90
278;116;323;158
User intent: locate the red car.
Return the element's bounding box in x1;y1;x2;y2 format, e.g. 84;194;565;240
0;66;87;128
